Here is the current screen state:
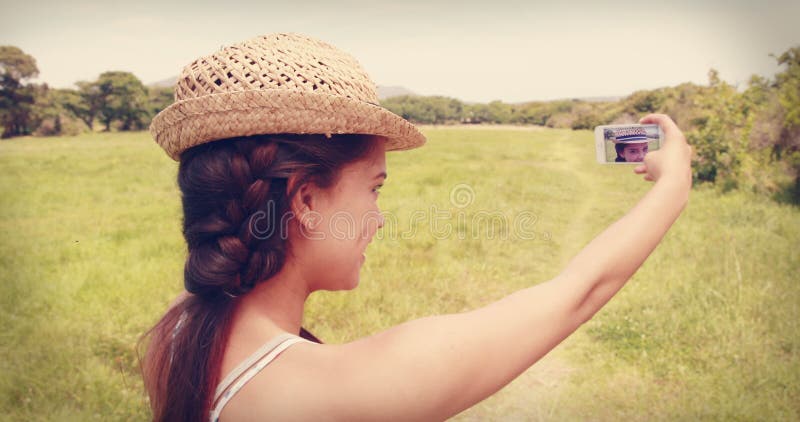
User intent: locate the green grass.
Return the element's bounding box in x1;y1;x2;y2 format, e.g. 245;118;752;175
1;128;797;421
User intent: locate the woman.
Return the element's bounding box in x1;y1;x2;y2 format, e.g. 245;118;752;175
142;33;692;421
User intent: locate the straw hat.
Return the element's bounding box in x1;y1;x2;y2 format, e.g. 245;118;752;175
150;33;426;161
611;127;649;144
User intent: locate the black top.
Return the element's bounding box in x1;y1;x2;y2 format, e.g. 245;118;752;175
299;327;323;343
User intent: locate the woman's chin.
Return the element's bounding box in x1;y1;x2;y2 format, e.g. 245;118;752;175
346;272;361;290
326;274;361;291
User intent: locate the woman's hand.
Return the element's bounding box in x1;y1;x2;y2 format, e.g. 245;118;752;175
634;114;692;186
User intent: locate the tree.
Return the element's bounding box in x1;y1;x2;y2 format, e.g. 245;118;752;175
381;95;465;125
95;71;149;131
774;47;800;129
464;103;491;124
148;86;174;118
63;81;104;130
0;46;39;138
31;86;88;136
771;46;800;201
570;102;606;130
687;69;750;188
485;100;512;124
626;89;665;114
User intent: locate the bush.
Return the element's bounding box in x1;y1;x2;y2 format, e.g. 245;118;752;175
32;114;88;137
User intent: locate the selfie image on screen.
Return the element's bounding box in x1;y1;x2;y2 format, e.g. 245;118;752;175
602;125;661;163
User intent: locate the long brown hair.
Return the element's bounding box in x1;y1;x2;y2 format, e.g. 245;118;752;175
140;133;375;421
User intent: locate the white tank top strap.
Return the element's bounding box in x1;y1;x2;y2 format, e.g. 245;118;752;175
209;332;310;422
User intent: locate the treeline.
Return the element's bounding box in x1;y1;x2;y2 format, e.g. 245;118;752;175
0;46;171;137
1;45;798;202
383;47;800;202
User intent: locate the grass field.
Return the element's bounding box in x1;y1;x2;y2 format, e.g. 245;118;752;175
1;127;798;421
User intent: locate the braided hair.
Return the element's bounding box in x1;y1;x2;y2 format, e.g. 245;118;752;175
141;133;375;422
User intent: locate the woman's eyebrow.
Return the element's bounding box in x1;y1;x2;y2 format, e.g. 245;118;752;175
374;171;387;180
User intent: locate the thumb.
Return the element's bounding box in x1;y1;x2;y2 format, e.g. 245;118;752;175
633;164;647;174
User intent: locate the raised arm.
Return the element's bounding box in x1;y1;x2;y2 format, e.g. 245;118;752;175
248;114;693;421
560;113;692;322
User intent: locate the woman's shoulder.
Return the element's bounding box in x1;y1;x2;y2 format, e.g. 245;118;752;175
216;328;322;420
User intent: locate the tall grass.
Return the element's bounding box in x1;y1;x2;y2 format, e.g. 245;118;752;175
0;128;797;420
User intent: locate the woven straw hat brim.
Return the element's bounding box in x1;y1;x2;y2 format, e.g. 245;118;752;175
151;89;425;161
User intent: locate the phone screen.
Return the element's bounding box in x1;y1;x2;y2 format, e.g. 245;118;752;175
594;124;662;164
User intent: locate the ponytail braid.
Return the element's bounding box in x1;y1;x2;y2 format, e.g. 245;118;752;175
181;139;288;299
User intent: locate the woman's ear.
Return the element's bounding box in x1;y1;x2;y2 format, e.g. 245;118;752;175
287;175;323;230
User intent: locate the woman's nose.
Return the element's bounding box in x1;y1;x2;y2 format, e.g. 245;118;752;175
364;209;385;235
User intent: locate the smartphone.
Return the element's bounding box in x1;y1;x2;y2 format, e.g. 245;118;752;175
595;124;662;164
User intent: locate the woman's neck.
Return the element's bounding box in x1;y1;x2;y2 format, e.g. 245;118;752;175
237;261;311;335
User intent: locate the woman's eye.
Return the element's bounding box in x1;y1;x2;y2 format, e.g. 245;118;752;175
372;184;383;194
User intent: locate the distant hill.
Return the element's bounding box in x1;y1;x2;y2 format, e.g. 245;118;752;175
150;76;177;88
377;85;416;100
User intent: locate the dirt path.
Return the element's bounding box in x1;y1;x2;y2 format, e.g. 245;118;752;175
452;133;596;420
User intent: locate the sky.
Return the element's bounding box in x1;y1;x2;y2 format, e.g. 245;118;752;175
1;0;799;103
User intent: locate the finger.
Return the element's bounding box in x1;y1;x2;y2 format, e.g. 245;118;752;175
643;149;659;165
644;174;655;182
633;164;647;174
639;114;683;139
